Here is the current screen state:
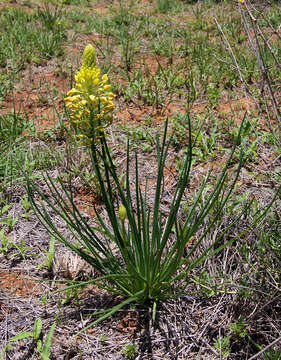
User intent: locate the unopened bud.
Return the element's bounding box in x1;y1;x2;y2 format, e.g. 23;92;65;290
82;44;96;69
118;204;127;223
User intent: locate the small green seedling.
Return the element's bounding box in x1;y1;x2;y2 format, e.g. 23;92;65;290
0;213;18;231
122;342;138;359
7;318;55;360
229;317;247;338
38;236;55;271
100;334;108;342
60;283;82;306
11;239;35;260
0;228;12;255
21;194;31;211
212;335;231;358
262;347;281;360
21;195;33;219
0;203;12;217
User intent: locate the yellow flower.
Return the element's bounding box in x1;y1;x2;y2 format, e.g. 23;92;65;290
66;88;77;96
64;44;115;144
107;92;115;99
102;74;108;83
89;95;97;104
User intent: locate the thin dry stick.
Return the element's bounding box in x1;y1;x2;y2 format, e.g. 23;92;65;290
248;336;281;360
214;18;256;114
216;3;281;145
244;1;281;67
249;22;281;130
241;1;281;134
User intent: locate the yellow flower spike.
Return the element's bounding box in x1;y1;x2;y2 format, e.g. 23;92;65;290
65;44;115;143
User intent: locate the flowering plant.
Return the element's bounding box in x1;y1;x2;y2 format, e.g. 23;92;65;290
26;45;252;332
64;44;115;144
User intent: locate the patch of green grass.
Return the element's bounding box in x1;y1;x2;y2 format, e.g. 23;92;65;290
0;7;66;62
118;123;155;152
0;111;29;143
0;110;64;200
156;0;182;14
255;208;281;285
0;6;66;94
0;111;30;185
59;0;265;110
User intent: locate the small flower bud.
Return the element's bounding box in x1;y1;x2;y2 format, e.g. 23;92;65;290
107;92;116;99
82;44;97;69
67;88;77;96
118;204;127;223
102;74;108;83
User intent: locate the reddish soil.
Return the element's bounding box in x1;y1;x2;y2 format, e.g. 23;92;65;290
89;3;109;14
1;64;69;130
116;96;257;126
135;54;172;76
0;1;35;12
117;312;140;336
116;102;186;124
0;271;42;297
74;187;101;217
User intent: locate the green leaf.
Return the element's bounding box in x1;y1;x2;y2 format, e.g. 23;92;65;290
36;339;42;353
33;317;42;340
41;323;56;360
9;331;34;343
152;302;157;322
0;204;11;215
